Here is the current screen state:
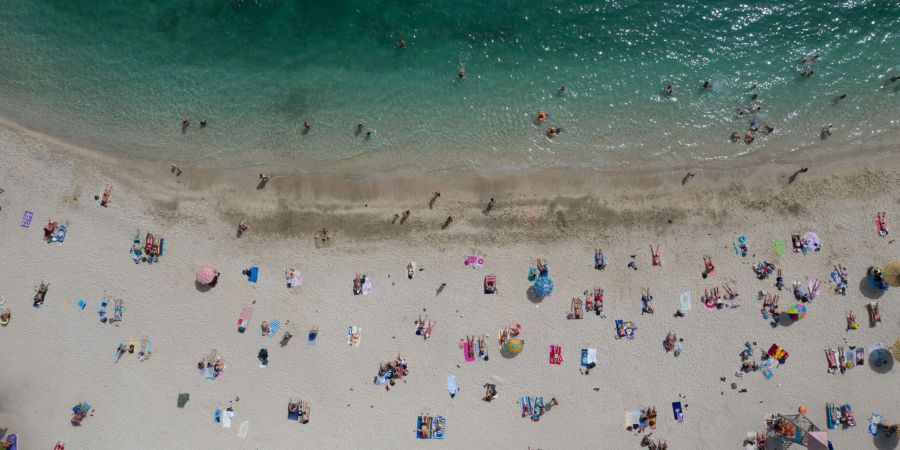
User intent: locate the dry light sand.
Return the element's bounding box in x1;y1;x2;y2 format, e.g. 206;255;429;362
0;121;899;450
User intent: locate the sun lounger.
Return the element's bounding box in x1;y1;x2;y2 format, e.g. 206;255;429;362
237;306;252;333
266;320;281;338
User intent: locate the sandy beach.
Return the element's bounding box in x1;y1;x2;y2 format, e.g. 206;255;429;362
1;120;899;449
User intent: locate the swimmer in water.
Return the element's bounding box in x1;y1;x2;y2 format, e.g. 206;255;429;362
836;93;847;102
303;121;312;130
537;111;548;122
744;133;755;144
366;130;376;140
546;126;561;138
822;124;834;137
200;118;208;128
800;70;814;78
558;85;567;94
750;93;758;101
181;118;190;132
891;76;899;83
800;54;819;64
702;80;711;89
458;64;466;79
730;132;741;141
665;85;674;96
398;38;406;49
763;123;775;134
356;123;365;135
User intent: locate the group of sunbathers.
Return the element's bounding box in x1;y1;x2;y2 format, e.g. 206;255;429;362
415;315;436;340
702;285;741;309
737;342;760;375
462;335;489;361
573;289;604;318
792;278;821;302
417;414;444;439
497;323;521;345
741;431;767;449
374;354;408;390
830;264;849;294
640;435;668;450
286;399;310;423
198;349;225;379
753;261;775;279
791;233;820;253
760;292;781;322
636;407;658;432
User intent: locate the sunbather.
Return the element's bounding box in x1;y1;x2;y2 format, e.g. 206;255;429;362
650;245;662;266
71;403;89;426
44;220;57;242
847;310;859;330
407;262;415;279
100;184;112;207
423;319;435;340
0;308;10;326
664;332;676;352
288;400;299;418
876;212;889;236
261;321;271;336
569;297;583;319
483;383;497;401
775;268;784;291
594;248;607;270
299;401;310;423
33;281;49;307
537;258;548;276
584;290;594;311
467;336;475;359
703;256;715;278
642;289;654;314
594;289;605;316
791;233;802;252
477;335;488;360
353;273;363;295
868;302;881;324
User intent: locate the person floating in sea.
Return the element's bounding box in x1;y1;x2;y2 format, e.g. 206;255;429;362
398;38;406;49
891;75;899;83
558;85;567;95
303;121;312;131
822;124;834;138
800;54;819;64
458;64;466;79
730;131;741;141
546;126;562;138
356;123;365;135
665;84;674;96
800;70;814;78
835;93;847;102
200;118;208;128
702;80;711;89
181;118;190;132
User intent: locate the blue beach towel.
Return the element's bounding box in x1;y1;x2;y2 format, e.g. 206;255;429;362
247;266;259;283
432;416;445;439
672;401;684;422
77;299;86;309
52;225;67;243
266;320;281;338
214;408;222;424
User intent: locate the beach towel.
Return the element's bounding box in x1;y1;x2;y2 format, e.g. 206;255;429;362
3;434;15;450
177;393;189;408
463;341;475;362
464;255;484;267
679;291;692;311
158;238;165;257
308;328;318;346
52;225;67;243
246;267;259;283
624;410;641;429
77;298;86;309
98;300;108;322
672;402;684;423
870;414;883;435
362;278;372;295
768;343;789;363
20;211;33;228
287;271;302;288
446;375;458;398
222;409;234;428
432;416;445;439
266;320;281;338
347;326;361;346
581;348;597;367
549;345;563;365
237;306;252;333
213;409;222;424
773;239;784;257
114;341;124;363
237;421;249;438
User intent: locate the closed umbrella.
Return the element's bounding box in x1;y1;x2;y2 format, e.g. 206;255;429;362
884;261;900;288
532;276;554;297
505;337;524;355
787;304;807;321
196;265;216;285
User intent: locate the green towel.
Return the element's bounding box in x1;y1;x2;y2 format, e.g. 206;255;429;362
177;393;190;408
773;239;784;257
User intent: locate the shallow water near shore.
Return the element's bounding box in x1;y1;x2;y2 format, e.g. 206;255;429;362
0;0;898;174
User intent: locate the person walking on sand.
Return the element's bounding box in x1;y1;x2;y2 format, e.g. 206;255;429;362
238;220;248;237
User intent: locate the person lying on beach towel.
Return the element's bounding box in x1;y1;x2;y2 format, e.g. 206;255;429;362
594;249;606;270
483;383;498;401
568;297;583;319
875;212;889;236
33;281;49;307
353;273;365;295
642;289;654;314
650;245;662;266
702;256;715;278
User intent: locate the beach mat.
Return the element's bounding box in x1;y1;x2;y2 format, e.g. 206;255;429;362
246;267;259;283
672;402;684;422
432;416;445;439
773;239;785;257
177;393;190;408
266;320;281;338
237;306;252;333
20;211;33;228
679;291;692;311
237;421;249;438
581;348;597;367
347;326;361;346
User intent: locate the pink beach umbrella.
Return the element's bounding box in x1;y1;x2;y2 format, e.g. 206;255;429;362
196;265;217;285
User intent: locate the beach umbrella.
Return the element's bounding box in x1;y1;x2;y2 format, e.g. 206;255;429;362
787;304;807;321
871;348;892;368
505;337;524;355
531;276;554;297
196;265;216;285
808;431;829;450
802;231;820;246
883;261;900;287
891;339;900;363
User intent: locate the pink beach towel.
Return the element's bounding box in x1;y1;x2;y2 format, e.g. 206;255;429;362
463;341;475;362
464;256;485;267
237;306;252;332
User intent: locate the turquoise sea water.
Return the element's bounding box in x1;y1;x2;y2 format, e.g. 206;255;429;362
0;1;898;174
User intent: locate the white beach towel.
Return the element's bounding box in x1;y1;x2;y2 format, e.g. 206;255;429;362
680;292;692;311
362;278;372;295
237;421;249;438
222;409;234;428
585;348;597;365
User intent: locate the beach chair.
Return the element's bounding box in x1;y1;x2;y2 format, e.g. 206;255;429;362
483;275;496;294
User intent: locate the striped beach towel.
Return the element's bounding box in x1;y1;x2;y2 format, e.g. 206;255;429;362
266;320;281;338
20;210;33;228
